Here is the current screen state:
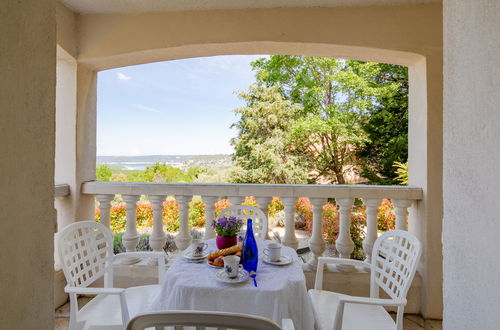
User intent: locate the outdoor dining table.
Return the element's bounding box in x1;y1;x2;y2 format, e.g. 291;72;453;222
149;239;316;330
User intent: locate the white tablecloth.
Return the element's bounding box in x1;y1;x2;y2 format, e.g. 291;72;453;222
149;240;315;330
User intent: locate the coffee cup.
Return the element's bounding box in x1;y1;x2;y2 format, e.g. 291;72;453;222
264;242;282;262
223;255;240;278
191;239;208;257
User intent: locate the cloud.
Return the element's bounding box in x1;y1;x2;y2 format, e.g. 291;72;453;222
131;104;161;113
117;72;132;81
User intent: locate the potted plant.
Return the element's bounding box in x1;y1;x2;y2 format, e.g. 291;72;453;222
212;216;244;249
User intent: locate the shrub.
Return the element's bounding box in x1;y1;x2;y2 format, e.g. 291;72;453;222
189;199;206;227
163;200;179;232
377;199;396;231
214;199;231;217
136;202;153;228
268;197;284;217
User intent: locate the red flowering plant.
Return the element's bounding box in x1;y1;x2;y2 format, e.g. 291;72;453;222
162;200;179;232
377;199;396;231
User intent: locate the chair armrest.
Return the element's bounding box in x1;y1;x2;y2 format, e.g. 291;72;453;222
65;285;125;295
114;251;166;285
339;295;406;307
314;257;370;289
281;318;295;330
65;285;131;325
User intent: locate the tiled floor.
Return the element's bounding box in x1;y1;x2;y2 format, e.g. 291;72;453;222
54;297;442;330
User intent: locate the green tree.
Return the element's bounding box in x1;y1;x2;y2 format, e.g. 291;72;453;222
251;56;408;184
143;163;187;183
230;84;308;184
96;164;112;181
355;64;409;184
185;166;207;182
252;56;385;183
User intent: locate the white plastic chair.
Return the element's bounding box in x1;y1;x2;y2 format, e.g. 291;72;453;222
57;221;166;330
308;230;422;330
219;205;268;239
126;311;295;330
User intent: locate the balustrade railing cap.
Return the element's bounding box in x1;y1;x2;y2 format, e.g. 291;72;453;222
82;181;423;200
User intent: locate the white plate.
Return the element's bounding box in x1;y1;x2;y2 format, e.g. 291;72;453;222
215;268;249;284
207;262;223;269
262;254;293;266
183;250;209;260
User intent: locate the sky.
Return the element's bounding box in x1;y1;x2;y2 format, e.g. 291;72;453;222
96;55;267;156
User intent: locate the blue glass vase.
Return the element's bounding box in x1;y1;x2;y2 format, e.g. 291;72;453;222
242;218;258;274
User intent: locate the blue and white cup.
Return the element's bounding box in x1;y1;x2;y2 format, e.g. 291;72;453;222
223;255;240;278
191;239;208;257
264;242;282;262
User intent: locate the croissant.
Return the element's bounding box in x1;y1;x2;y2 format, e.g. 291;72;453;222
207;243;242;261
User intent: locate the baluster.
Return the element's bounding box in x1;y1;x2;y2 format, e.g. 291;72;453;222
202;196;218;240
362;198;381;266
282;197;298;249
308;198;327;269
336;198;355;271
121;195;141;265
393;199;412;230
175;195;192;251
148;195;167;265
96;194;114;229
229;196;244;206
256;196;272;240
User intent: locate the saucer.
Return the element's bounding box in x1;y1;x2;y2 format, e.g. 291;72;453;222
183;249;209;260
262;254;293;266
215;268;249;284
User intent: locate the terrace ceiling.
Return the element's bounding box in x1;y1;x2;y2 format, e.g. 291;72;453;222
59;0;441;14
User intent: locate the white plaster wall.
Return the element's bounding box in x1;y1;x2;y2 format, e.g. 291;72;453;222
0;0;55;328
443;1;500;329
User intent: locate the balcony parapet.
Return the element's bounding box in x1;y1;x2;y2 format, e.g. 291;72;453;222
82;181;422;200
82;181;423;270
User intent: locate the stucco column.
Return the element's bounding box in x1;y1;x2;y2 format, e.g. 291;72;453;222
408;55;443;319
54;60;97;231
0;1;56;328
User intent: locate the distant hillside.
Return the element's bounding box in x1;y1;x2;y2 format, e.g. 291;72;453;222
97;154;232;171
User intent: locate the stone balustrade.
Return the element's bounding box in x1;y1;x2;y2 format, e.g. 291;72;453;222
82;181;423;269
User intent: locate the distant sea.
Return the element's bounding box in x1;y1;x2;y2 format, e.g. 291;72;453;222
100;161;183;171
97;154;231;171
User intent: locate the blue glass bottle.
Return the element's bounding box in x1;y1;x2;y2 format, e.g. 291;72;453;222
242;218;258;274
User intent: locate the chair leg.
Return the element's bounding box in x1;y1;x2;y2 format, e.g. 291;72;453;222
396;306;405;330
68;293;79;330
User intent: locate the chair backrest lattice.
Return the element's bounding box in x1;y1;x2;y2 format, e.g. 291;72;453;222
57;221;114;288
370;230;422;301
126;311;283;330
219;205;268;239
